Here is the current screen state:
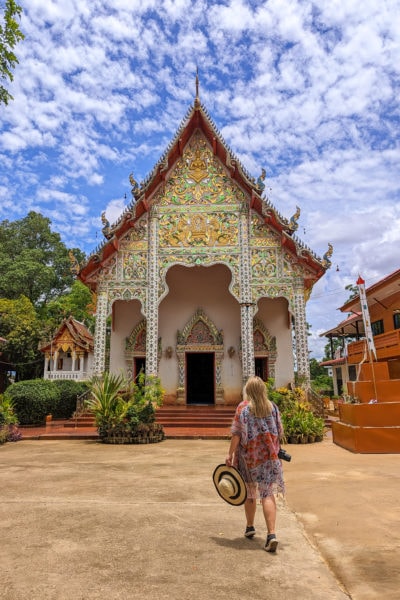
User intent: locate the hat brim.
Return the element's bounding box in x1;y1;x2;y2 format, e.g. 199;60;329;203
212;464;247;506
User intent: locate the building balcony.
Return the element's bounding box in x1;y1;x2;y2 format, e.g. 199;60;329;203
347;329;400;364
44;371;90;381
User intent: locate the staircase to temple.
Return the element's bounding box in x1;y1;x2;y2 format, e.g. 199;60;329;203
61;405;236;439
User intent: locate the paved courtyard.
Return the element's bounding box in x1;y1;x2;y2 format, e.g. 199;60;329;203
0;437;399;599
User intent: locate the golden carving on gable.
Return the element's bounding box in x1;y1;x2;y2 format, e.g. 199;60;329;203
251;214;280;247
251;248;278;278
123;252;147;280
159;212;238;248
55;331;75;353
283;252;303;277
158;131;245;207
188;149;208;183
120;219;148;251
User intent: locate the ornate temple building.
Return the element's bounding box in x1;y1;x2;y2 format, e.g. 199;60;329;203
78;86;330;405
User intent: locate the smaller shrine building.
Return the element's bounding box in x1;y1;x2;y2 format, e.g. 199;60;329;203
39;316;94;381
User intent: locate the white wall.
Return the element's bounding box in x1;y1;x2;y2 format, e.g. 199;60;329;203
109;300;143;376
256;297;294;387
109;270;294;400
158;264;242;402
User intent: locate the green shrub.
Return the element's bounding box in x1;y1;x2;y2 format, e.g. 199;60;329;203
51;380;89;419
5;379;60;425
0;394;18;426
85;372;164;441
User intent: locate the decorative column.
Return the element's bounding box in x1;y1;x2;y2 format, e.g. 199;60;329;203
79;353;85;376
145;207;159;377
71;350;76;373
239;206;255;382
44;354;49;378
293;281;310;384
93;286;109;376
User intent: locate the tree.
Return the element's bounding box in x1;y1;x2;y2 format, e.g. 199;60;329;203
43;280;96;334
0;295;43;380
344;284;359;303
0;212;85;306
323;338;343;361
309;358;326;379
0;0;24;105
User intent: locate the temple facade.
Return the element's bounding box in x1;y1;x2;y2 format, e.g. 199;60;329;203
79;91;330;405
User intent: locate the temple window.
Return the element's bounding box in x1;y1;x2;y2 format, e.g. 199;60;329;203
371;319;384;336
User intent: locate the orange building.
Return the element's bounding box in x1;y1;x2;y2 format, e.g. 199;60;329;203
321;269;400;452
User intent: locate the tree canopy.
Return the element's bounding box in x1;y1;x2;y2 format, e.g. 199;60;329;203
0;0;24;105
0;295;42;380
0;212;90;380
0;211;85;306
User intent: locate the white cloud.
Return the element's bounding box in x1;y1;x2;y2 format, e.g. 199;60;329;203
1;0;399;357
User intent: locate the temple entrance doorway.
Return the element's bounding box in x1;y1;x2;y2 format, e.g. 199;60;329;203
186;352;215;404
255;357;268;381
134;357;146;381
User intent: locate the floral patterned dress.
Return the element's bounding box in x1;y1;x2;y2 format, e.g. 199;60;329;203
231;400;285;499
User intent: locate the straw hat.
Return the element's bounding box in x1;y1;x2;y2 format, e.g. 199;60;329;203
212;464;247;506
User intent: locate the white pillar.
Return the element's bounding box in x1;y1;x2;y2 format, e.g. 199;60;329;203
146;207;159;377
44;354;49;378
93;288;109;376
293;283;310;384
239;208;255;382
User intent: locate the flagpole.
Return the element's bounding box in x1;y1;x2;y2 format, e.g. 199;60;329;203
356;275;378;401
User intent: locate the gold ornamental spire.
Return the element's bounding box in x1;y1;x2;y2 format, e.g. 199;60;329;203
195;67;200;108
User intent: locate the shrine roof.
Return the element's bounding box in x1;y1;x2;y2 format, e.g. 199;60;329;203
39;316;94;353
79;95;330;289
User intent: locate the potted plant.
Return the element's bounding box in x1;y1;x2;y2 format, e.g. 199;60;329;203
86;371;165;444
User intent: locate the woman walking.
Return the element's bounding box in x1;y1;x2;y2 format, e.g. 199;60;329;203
225;375;285;552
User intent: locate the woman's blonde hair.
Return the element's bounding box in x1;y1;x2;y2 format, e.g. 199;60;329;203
244;376;273;418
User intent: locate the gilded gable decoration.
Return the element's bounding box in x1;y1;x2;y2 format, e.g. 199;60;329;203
188;148;208;183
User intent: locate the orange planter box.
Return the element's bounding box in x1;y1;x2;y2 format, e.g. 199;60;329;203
333;402;400;453
332;421;400;453
339;402;400;427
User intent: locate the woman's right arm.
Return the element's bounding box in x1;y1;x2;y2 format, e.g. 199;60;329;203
225;434;240;466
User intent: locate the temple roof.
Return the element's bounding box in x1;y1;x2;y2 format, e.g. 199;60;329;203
39;316;94;353
79;95;330;289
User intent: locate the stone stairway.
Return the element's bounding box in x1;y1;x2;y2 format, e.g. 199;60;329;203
61;405;236;439
155;405;235;438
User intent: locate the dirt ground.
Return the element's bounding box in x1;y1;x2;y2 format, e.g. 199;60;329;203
0;436;399;599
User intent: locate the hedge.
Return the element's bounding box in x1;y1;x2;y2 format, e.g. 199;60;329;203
5;379;89;425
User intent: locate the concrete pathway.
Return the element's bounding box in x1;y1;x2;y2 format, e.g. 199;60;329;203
0;437;399;599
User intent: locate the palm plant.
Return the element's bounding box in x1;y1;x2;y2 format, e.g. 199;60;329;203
85;372;131;437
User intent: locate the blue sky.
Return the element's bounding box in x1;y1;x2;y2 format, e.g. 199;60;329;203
1;0;399;359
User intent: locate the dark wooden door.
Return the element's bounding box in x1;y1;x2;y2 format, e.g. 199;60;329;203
186;352;215;404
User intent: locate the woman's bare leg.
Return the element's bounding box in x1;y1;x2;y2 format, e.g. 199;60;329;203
261;494;276;534
244;498;257;526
